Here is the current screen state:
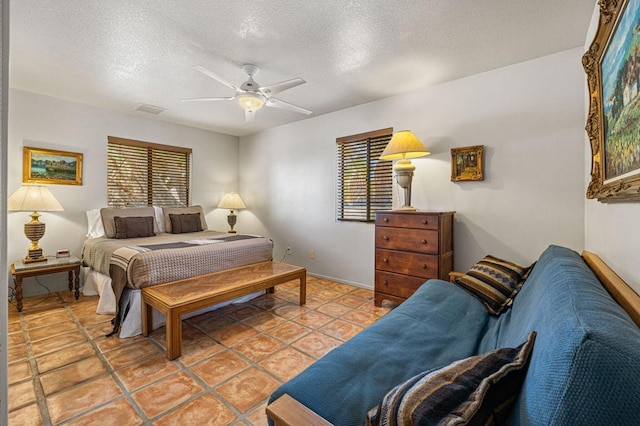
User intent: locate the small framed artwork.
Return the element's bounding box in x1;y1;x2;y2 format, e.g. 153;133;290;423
23;146;83;185
451;145;484;182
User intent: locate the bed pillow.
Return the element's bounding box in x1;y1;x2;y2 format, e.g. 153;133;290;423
169;213;203;234
101;207;158;238
114;216;156;239
153;206;166;233
162;206;208;233
86;209;105;238
454;255;534;315
367;331;536;426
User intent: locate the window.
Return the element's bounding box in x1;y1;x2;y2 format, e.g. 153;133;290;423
336;128;393;222
107;136;192;207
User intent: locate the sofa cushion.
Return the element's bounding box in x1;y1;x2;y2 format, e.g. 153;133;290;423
268;280;490;426
368;331;536;426
454;255;532;315
479;245;640;425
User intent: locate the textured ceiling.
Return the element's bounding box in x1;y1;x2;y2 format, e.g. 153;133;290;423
10;1;595;137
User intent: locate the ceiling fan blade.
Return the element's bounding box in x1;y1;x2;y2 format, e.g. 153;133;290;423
181;96;235;102
266;97;312;115
259;78;306;96
194;66;239;91
245;109;256;122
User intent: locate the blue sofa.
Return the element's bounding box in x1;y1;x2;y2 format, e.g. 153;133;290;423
268;245;640;425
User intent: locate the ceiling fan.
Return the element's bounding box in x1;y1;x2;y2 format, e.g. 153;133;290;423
182;64;312;122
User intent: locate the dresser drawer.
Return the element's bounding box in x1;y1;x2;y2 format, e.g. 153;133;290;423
376;227;439;253
375;271;426;299
375;249;439;279
376;212;440;230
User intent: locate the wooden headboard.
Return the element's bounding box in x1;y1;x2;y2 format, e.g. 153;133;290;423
582;251;640;327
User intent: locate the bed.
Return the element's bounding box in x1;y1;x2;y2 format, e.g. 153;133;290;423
81;205;273;338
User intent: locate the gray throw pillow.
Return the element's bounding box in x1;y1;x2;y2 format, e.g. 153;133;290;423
169;213;203;234
113;216;155;239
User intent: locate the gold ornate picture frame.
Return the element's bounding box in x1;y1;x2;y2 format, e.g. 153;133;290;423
584;0;640;202
23;146;83;185
451;145;484;182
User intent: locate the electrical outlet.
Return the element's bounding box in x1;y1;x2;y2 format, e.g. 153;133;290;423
309;250;315;259
286;246;292;255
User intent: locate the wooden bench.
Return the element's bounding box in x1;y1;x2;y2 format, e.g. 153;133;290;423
142;261;306;360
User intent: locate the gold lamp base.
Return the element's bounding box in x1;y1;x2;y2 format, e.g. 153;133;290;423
24;251;46;264
23;212;47;263
227;210;237;233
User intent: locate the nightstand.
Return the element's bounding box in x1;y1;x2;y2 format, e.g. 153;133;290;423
375;211;454;306
10;256;81;312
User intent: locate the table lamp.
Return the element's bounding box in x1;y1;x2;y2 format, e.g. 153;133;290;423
218;192;246;233
8;185;64;263
380;130;430;211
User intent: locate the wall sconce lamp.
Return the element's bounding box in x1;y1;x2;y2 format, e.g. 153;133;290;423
218;192;246;233
8;185;64;263
380;130;430;211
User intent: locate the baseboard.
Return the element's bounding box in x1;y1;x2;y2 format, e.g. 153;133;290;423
306;272;372;290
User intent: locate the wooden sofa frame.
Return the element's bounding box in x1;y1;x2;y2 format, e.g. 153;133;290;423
265;251;640;426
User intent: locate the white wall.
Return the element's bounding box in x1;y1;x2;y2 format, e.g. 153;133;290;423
240;48;586;288
584;4;640;293
8;89;240;296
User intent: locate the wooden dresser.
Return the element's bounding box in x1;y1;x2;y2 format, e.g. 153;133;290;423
374;211;454;306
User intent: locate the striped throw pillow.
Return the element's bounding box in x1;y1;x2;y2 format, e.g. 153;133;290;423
367;331;537;426
454;255;533;315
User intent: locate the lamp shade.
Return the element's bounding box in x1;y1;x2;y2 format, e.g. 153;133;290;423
380;130;431;160
8;185;64;212
238;93;265;111
218;192;246;210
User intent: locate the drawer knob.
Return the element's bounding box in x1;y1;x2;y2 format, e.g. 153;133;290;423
383;258;389;263
383;218;389;222
383;236;389;241
383;280;388;285
422;219;428;224
421;239;427;244
422;264;428;269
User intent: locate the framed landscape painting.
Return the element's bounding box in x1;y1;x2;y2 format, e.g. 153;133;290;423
23;146;83;185
584;0;640;202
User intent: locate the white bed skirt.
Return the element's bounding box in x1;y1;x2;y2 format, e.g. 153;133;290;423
82;267;261;338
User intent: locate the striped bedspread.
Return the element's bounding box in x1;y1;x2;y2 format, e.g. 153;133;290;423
110;245;151;273
83;230;273;335
83;230;274;290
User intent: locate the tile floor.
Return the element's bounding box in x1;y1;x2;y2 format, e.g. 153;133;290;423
7;276;393;425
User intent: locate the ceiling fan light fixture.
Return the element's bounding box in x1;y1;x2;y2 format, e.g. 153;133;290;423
238;92;264;111
186;64;311;118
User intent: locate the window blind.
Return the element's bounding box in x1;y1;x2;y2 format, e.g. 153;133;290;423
107;136;192;208
336;128;393;222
